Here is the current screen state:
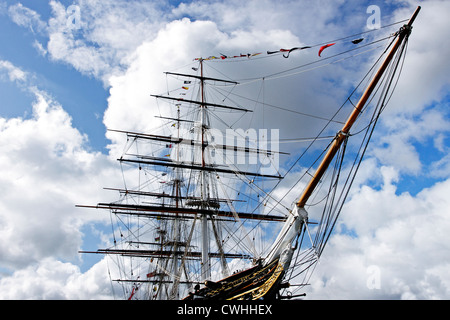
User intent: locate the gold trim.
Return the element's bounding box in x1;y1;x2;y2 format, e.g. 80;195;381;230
228;262;284;300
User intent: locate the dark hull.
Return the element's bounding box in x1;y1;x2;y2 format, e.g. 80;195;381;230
183;259;285;300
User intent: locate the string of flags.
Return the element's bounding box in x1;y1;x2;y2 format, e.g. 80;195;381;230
194;52;262;61
267;46;311;58
194;36;367;61
174;36;373;98
180;39;361;91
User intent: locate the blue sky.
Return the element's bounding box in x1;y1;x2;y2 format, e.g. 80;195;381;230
0;0;449;299
0;1;109;151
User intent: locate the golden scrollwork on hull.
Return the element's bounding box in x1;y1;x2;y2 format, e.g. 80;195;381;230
228;262;284;300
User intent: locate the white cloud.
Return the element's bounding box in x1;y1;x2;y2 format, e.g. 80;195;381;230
6;1;169;83
44;0;170;83
171;0;358;39
430;153;450;178
8;2;47;34
103;17;302;150
0;66;118;271
32;40;48;57
0;59;27;82
387;0;450;115
369;106;450;176
305;174;450;299
0;257;112;299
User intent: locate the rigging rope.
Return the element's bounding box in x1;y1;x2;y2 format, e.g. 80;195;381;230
260;33;398;214
284;32;410;296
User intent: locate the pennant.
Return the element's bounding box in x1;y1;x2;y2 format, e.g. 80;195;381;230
247;52;262;58
267;46;311;58
194;52;262;61
182;86;189;90
351;38;364;44
128;287;136;300
318;43;336;57
184;80;191;84
282;46;311;58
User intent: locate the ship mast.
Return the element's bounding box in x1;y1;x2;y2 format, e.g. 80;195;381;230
199;58;210;281
145;59;282;290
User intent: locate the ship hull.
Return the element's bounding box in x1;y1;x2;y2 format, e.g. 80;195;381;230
183;259;285;300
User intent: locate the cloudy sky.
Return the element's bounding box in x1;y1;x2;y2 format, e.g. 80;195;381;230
0;0;449;300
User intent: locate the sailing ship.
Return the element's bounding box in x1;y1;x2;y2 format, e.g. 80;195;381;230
78;7;420;300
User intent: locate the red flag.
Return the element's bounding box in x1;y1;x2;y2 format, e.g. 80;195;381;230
128;287;136;300
318;43;335;57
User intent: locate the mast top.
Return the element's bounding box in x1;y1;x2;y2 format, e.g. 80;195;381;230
295;5;421;208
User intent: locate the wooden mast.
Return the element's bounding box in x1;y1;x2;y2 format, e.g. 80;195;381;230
296;6;421;208
199;58;211;281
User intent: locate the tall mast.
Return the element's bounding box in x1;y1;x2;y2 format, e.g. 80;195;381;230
296;6;421;208
199;59;211;281
171;103;181;299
